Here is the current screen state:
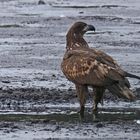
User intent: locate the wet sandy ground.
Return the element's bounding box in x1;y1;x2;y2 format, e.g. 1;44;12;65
0;0;140;139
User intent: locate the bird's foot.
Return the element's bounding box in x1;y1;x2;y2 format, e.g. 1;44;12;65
78;106;85;119
93;105;98;113
92;108;99;122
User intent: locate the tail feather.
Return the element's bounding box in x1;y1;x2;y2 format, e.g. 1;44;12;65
124;72;140;80
107;84;135;100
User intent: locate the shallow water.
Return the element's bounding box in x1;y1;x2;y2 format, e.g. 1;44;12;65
0;107;139;122
0;105;139;139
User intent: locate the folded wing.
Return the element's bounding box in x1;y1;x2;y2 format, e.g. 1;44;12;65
62;50;126;86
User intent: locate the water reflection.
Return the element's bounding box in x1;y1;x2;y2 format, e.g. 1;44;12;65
0;108;139;123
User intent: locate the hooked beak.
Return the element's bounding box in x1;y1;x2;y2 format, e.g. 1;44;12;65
83;24;95;32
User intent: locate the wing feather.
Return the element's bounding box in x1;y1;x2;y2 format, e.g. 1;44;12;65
61;50;115;86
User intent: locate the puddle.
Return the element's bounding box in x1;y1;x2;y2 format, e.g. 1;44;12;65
0;102;139;123
0;24;22;28
0;111;138;123
52;5;100;8
17;14;41;16
0;105;139;139
52;5;127;9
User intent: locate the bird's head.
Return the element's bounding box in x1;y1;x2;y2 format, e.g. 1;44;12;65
66;22;95;50
67;21;95;37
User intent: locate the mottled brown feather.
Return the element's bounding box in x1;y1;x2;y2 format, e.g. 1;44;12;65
61;49;124;86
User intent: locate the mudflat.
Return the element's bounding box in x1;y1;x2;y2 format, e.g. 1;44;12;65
0;0;140;139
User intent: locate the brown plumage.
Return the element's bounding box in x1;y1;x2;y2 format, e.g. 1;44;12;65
61;21;140;116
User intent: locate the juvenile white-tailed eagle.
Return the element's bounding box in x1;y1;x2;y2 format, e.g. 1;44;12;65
61;21;140;116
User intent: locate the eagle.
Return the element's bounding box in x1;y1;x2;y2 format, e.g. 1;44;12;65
61;21;140;116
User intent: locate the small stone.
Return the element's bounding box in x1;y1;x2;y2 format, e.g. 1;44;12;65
96;123;104;128
2;80;10;83
83;132;88;135
52;74;56;77
60;84;66;87
79;11;84;14
38;0;46;5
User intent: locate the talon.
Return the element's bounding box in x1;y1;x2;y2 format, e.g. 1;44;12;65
79;106;85;118
93;107;98;113
93;104;98;112
93;108;97;112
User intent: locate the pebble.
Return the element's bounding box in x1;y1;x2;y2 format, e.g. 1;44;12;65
38;0;46;5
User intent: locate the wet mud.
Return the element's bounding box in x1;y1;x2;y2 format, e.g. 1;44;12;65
0;0;140;139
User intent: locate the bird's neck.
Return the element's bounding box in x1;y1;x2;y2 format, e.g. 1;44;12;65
66;32;89;50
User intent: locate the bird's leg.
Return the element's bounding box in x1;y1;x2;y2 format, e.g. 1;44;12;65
75;84;88;117
93;87;105;113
